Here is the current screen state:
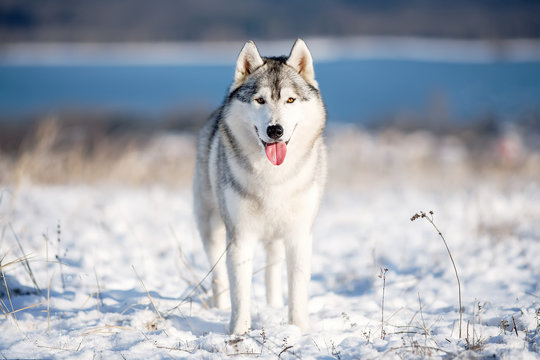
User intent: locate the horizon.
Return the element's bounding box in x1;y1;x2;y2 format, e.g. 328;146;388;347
2;37;540;66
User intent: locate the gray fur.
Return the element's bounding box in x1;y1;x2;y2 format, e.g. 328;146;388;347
230;57;320;104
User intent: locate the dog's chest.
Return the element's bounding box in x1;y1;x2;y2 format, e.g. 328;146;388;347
223;174;319;238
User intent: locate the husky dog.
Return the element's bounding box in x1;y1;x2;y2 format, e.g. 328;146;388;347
193;39;326;335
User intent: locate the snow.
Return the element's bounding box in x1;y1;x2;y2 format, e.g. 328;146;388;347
1;132;539;359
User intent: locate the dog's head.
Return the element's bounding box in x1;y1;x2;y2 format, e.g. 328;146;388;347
226;39;325;166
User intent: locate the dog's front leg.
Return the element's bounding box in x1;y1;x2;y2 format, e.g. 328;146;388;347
285;233;312;332
227;233;255;335
265;239;285;308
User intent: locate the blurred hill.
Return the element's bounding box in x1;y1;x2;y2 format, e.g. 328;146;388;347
1;0;540;43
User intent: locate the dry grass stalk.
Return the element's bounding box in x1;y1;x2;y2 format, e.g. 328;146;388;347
154;342;197;354
243;331;302;359
388;344;453;357
1;296;11;317
46;276;53;334
78;291;105;313
132;265;168;335
1;256;45;338
417;293;440;349
35;339;84;353
94;267;103;313
465;320;485;351
0;256;26;272
56;220;66;291
3;301;47;316
169;226;209;309
43;232;52;334
166;240;232;315
411;210;463;338
379;267;388;339
9;223;40;292
83;324;132;335
1;259;16;317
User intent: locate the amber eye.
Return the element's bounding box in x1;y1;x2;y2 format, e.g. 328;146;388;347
287;97;296;103
255;97;265;104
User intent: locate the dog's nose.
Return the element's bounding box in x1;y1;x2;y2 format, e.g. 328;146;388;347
266;124;284;140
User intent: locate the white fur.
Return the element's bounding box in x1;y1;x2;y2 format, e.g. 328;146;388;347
194;39;326;335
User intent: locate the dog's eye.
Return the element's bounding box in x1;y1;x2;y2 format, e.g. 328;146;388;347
255;97;265;104
287;97;296;103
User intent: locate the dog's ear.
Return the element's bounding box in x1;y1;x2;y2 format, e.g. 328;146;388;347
232;41;264;90
287;39;317;88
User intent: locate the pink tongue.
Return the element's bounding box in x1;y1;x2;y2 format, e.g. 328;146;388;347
265;142;287;166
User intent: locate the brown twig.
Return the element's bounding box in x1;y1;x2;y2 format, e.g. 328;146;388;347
512;316;519;337
278;345;293;358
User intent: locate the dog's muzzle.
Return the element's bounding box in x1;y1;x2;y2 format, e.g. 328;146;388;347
254;125;288;166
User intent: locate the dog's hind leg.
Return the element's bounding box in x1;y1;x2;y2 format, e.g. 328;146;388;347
265;239;284;308
201;214;230;309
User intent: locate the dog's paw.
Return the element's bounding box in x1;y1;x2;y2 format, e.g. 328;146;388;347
229;319;250;335
289;316;310;333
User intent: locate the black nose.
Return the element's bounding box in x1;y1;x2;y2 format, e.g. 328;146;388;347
266;124;284;140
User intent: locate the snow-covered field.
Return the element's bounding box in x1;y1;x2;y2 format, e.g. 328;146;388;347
1;129;539;359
